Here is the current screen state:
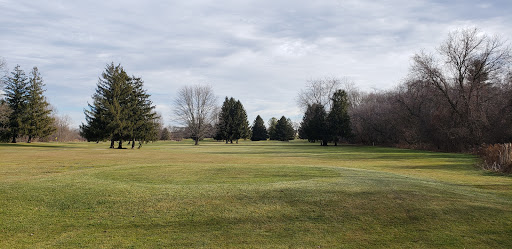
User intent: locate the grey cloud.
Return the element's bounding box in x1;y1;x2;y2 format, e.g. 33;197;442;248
1;0;511;127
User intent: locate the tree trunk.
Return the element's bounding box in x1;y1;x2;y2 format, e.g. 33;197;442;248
236;139;239;144
118;140;123;149
11;136;16;143
27;135;32;143
194;138;199;145
131;139;135;149
321;140;328;146
110;140;115;148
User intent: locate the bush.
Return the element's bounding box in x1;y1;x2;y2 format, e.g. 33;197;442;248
478;143;512;173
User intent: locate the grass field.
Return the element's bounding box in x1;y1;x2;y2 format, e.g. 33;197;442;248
1;140;511;248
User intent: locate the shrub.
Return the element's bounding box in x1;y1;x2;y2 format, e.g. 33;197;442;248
478;143;512;173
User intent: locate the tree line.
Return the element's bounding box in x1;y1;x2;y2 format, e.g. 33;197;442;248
173;85;296;145
298;28;512;152
4;28;511;153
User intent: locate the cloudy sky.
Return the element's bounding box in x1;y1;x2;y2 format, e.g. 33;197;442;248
1;0;511;127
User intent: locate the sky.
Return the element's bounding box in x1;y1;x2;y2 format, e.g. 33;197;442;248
1;0;511;128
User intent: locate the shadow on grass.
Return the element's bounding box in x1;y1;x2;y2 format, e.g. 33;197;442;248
0;143;82;149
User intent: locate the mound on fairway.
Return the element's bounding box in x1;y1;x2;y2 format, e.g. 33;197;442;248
0;140;511;248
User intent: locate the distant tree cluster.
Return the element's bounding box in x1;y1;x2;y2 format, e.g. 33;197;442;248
214;97;250;143
348;28;512;151
267;116;295;141
298;90;352;146
0;65;55;143
80;63;159;149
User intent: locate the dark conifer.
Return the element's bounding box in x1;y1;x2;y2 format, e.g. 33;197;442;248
251;115;268;141
80;63;157;149
267;117;278;140
275;116;295;141
4;65;29;143
327;90;352;146
299;103;328;145
216;97;250;143
24;67;55;143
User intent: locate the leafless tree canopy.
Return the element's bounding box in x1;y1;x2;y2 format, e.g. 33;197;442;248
0;57;6;89
349;28;512;151
297;77;361;111
173;84;217;145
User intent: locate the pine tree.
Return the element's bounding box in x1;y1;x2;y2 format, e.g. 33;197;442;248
275;116;295;141
217;97;234;143
0;100;11;142
267;117;278;140
327;90;352;146
251;115;268;141
81;63;157;149
160;127;171;140
216;97;250;143
4;65;29;143
24;67;55;143
299;103;328;145
232;100;250;143
127;76;158;148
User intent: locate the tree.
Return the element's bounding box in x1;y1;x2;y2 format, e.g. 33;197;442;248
24;67;55;143
275;116;295;141
81;63;157;148
297;77;360;111
4;65;29;143
410;28;512;150
232;100;250;143
174;84;217;145
298;103;328;145
52;114;72;142
327;90;352;146
81;63;131;148
127;76;159;148
0;100;11;142
267;117;278;140
251;115;268;141
216;97;250;143
160;127;171;140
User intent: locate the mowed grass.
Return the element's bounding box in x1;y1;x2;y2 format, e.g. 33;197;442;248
0;140;511;248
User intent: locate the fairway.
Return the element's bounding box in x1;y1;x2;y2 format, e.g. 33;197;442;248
1;141;511;248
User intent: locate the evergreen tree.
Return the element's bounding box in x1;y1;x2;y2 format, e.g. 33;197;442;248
0;100;11;142
127;76;158;148
217;97;234;143
251;115;268;141
216;97;250;143
299;103;328;145
4;65;29;143
232;100;250;143
24;67;55;143
81;63;157;149
160;127;171;140
327;90;352;146
267;117;278;140
275;116;295;141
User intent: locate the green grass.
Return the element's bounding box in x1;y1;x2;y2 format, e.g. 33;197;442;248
0;140;511;248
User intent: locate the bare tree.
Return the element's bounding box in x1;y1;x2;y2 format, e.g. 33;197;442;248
0;57;7;94
53;114;72;142
411;28;512;148
297;77;359;111
173;84;217;145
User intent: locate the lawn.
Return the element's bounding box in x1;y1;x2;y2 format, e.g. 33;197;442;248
0;140;511;248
